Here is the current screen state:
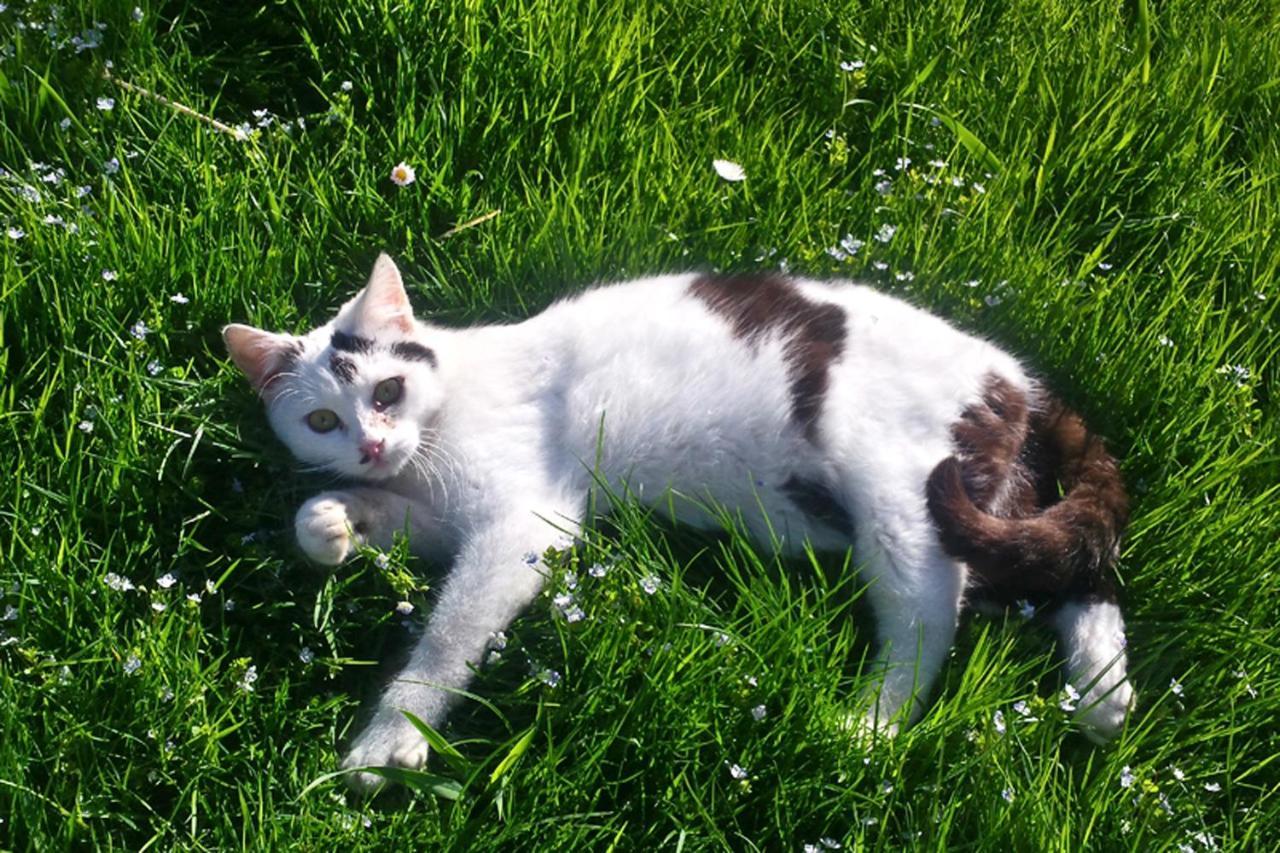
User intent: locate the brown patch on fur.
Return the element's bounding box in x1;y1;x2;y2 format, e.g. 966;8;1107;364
329;354;358;384
782;475;855;537
926;375;1128;602
689;273;847;442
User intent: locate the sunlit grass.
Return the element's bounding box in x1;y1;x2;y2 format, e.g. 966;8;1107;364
1;0;1277;848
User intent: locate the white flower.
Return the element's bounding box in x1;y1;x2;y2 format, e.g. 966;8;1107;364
104;157;120;175
972;182;986;194
156;573;177;589
1158;335;1174;347
78;420;94;433
151;601;166;612
537;667;561;688
874;179;893;195
1060;683;1080;711
894;271;914;282
726;762;748;780
169;292;190;304
374;552;390;570
1204;781;1221;792
928;159;948;169
894;157;911;171
43;214;64;226
826;247;848;261
96;97;115;111
880;780;894;794
1170;678;1184;696
562;604;585;623
6;227;24;240
751;704;767;721
840;234;864;255
819;838;841;849
104;572;134;591
1001;787;1015;803
488;630;508;651
395;600;414;615
1170;766;1185;781
129;320;149;340
341;80;354;92
1017;599;1036;619
59;117;72;130
712;158;746;182
1119;765;1135;788
639;574;661;595
146;360;162;376
872;261;888;271
874;223;896;243
390;162;416;187
588;562;608;578
123;654;142;674
102;269;118;281
1097;261;1113;271
984;294;1003;307
238;665;258;692
76;185;93;198
951;175;965;187
1217;364;1250;387
839;59;865;71
299;646;315;664
132;7;144;22
992;709;1006;735
185;593;201;603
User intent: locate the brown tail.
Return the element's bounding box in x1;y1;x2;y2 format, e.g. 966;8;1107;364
926;398;1129;599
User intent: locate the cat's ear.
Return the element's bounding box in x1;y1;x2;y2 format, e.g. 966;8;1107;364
222;324;300;394
339;253;414;335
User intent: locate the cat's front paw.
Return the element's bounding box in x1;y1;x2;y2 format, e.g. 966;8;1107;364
296;493;360;565
340;712;430;794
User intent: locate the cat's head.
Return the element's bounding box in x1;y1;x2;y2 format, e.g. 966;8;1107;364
223;254;443;480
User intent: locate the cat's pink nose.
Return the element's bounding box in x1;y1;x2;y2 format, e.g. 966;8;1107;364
358;438;386;465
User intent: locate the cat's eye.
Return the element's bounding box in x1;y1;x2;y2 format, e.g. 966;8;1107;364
306;409;340;433
373;377;403;407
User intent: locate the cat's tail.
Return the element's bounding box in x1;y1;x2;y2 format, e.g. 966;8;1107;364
925;400;1129;596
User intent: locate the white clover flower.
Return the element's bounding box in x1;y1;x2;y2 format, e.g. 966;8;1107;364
874;223;896;243
123;654;142;674
992;709;1006;735
751;704;767;721
238;665;258;692
726;762;748;780
96;97;115;111
169;292;190;304
156;573;177;589
639;574;661;595
1119;765;1135;788
712;158;746;182
395;600;414;615
299;647;314;664
102;269;118;281
390;161;416;187
129;320;149;340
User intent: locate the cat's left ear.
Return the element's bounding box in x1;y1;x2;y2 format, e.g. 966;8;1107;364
340;253;414;335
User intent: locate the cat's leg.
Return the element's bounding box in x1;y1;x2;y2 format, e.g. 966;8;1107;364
855;539;967;738
295;487;449;566
1052;597;1135;741
340;497;580;793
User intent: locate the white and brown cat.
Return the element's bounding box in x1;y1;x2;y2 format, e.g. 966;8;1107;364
224;254;1134;792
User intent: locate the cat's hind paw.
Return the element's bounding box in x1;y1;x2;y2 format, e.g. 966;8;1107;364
340;713;430;795
296;494;359;565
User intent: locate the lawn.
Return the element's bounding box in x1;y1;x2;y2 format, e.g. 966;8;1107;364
1;0;1277;849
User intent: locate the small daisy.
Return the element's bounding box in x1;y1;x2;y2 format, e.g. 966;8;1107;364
712;158;746;182
96;97;115;111
390;161;416;187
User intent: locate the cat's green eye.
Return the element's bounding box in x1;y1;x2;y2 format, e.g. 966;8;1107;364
373;377;403;406
307;409;340;433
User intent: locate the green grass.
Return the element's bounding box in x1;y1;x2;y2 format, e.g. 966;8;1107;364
2;0;1278;848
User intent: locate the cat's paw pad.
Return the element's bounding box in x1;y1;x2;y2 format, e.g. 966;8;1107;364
340;715;429;795
296;495;359;565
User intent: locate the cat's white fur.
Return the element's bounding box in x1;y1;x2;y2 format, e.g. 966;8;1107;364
225;255;1134;791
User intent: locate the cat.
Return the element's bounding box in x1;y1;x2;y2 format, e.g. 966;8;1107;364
223;254;1135;792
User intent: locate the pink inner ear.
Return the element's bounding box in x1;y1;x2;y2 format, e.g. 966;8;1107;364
360;254;413;334
223;324;296;392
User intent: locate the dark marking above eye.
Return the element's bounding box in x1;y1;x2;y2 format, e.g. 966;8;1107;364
390;341;437;367
782;475;855;537
331;330;374;354
689;273;847;444
329;354;357;384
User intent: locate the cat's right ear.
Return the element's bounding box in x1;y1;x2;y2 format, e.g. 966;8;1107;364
222;324;300;394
